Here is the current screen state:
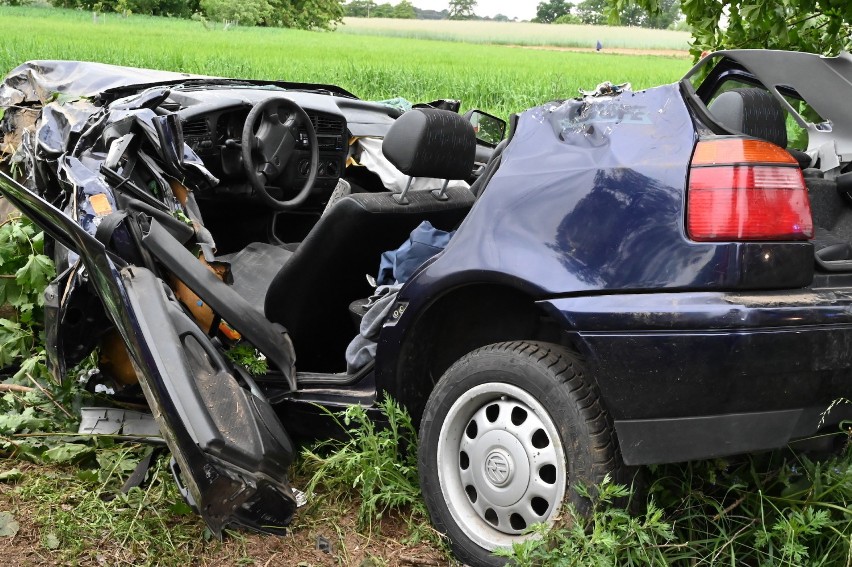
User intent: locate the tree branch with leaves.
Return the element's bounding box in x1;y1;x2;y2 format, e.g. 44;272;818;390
608;0;852;59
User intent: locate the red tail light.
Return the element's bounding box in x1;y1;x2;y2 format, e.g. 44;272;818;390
687;139;813;242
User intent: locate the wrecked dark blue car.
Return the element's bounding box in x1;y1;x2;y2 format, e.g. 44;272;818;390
0;50;850;567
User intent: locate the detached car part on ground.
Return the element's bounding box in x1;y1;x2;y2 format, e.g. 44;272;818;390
0;51;850;566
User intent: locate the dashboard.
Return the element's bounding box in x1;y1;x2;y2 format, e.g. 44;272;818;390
182;107;347;195
164;84;401;204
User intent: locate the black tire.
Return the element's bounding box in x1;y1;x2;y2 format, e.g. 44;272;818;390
418;341;619;567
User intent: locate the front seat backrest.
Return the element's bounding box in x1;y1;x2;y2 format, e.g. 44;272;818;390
263;187;474;372
382;108;476;180
264;109;478;372
709;87;788;147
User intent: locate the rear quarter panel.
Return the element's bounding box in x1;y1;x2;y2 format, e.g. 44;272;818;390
405;83;810;299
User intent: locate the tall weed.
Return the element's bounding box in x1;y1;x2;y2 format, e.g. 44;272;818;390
301;396;425;530
498;475;681;566
501;434;852;566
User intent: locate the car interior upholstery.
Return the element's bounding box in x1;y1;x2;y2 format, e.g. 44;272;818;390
223;109;478;372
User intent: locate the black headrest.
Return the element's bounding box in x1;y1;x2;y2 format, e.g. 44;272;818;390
382;109;476;180
709;88;788;148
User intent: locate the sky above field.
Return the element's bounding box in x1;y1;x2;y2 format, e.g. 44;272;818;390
409;1;538;20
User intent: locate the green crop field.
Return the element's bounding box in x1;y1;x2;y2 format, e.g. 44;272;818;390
339;17;692;50
0;6;691;117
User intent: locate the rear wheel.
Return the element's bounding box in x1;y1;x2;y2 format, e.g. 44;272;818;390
418;341;619;567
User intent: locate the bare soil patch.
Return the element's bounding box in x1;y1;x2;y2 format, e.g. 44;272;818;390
0;462;452;566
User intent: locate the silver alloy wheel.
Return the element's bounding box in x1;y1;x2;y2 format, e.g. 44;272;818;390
436;382;568;551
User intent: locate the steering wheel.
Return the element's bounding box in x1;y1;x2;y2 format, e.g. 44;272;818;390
241;96;318;210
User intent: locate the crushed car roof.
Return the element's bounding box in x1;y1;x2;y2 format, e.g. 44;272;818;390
0;60;357;107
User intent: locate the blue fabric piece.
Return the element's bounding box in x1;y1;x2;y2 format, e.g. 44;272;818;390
345;284;402;373
376;220;454;285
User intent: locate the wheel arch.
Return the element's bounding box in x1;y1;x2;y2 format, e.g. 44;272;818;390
381;282;582;425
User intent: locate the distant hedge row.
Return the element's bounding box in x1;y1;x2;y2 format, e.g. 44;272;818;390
43;0;345;29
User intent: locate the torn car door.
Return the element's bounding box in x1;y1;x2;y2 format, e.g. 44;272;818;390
0;171;297;536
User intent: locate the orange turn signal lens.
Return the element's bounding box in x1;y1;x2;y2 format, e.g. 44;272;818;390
687;138;812;242
691;138;799;166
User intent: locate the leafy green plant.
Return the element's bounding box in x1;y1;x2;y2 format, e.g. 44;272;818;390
499;437;852;566
0;215;98;462
300;396;425;530
0;215;54;370
0;367;93;461
224;343;268;376
498;474;678;566
0;216;53;310
615;0;852;58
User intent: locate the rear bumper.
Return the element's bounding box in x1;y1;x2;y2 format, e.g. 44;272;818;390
539;289;852;465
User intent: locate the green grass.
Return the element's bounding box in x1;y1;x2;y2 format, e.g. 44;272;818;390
300;397;425;531
338;17;692;51
502;444;852;566
0;6;690;117
12;451;210;565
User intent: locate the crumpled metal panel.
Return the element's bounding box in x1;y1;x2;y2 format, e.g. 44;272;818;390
35;98;99;156
0;60;206;106
0;64;219;272
78;406;162;438
422;83;708;296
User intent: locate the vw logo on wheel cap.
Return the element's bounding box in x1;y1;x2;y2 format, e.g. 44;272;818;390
484;450;513;487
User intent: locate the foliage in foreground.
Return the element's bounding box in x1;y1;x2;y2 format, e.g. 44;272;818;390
0;215;54;374
0;215;92;464
502;435;852;566
497;474;678;565
7;449;207;564
300;396;426;531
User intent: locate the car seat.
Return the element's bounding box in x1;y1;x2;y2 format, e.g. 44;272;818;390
225;109;477;372
709;88;788;147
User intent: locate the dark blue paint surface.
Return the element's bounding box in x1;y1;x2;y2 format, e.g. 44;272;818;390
416;84;705;295
539;291;852;420
396;84;812;312
373;82;845;452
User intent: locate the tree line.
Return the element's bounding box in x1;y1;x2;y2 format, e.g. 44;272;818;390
344;0;415;18
46;0;346;28
345;0;511;21
345;0;680;27
535;0;681;29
